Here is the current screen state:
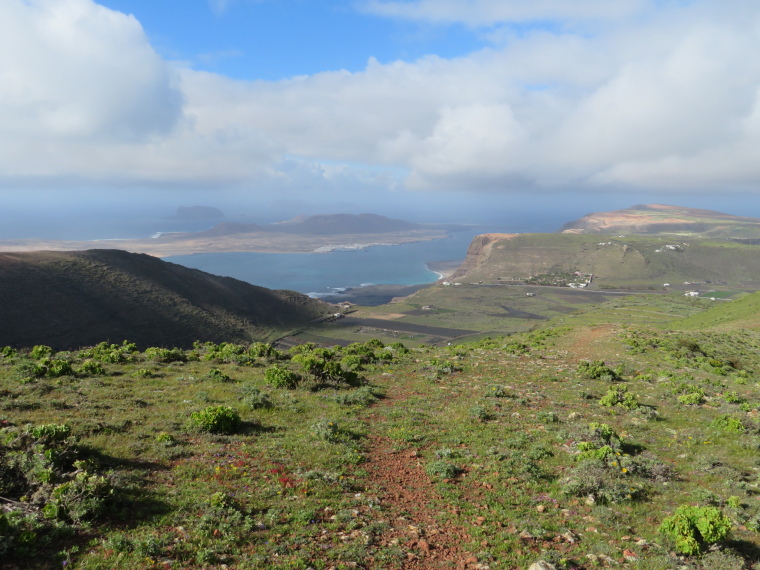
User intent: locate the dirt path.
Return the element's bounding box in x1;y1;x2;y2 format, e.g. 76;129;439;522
362;384;477;569
363;437;475;569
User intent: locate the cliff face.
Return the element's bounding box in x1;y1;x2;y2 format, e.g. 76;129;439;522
441;232;760;290
448;234;517;281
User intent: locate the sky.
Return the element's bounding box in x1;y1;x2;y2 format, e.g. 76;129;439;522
3;0;760;234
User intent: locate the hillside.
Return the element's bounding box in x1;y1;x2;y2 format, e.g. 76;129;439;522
2;318;760;568
670;291;760;331
267;213;421;235
560;204;760;238
447;232;760;291
0;249;331;350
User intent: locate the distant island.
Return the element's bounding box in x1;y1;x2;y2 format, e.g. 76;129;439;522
168;205;226;220
560;203;760;238
0;213;459;257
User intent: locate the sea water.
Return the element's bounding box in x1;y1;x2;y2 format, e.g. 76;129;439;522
165;230;486;296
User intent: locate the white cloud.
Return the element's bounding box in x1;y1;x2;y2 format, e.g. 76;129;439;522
361;0;647;26
0;0;182;142
2;0;760;197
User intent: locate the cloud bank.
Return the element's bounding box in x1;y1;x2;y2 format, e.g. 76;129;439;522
2;0;760;197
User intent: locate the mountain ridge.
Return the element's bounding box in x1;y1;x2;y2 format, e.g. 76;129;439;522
0;249;331;350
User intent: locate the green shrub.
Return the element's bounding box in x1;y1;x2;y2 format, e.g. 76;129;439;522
658;505;732;555
264;365;300;389
1;346;17;358
678;390;705;405
577;360;620;381
723;391;747;404
30;345;53;360
29;424;71;442
425;461;462;479
77;360;106;376
205;368;233;383
710;415;745;433
332;387;379;407
599;386;640;409
241;386;274;409
485;385;510;398
144;347;187;363
190;406;241;434
311;419;340;442
44;359;74;378
47;471;113;524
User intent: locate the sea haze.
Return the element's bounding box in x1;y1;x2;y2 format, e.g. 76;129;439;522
164;229;500;297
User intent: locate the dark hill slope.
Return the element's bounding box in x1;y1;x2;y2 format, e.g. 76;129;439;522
0;250;331;350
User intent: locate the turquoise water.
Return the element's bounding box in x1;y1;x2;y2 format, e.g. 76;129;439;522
165;231;482;296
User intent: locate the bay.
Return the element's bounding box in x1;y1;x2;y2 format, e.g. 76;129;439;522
164;229;493;298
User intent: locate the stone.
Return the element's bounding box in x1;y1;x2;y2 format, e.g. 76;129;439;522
528;562;557;570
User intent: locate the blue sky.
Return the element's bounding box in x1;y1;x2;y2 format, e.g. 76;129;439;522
2;0;760;231
96;0;485;80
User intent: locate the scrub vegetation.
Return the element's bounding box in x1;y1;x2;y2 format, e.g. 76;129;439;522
2;313;760;569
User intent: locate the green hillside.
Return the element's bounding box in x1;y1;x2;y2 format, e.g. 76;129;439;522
670;291;760;331
3;321;760;569
452;233;760;291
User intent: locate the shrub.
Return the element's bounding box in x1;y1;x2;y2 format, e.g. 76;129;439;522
29;424;71;442
723;391;747;404
485;385;510;398
599;386;640;409
658;505;732;555
205;368;233;383
77;360;106;376
144;347;187;363
678;390;705;405
332;387;379;407
47;471;113;524
710;415;745;433
264;365;300;389
190;406;241;434
241;386;274;409
44;359;74;378
577;360;620;381
469;405;492;421
311;419;340;442
1;346;17;358
425;461;462;479
30;345;53;360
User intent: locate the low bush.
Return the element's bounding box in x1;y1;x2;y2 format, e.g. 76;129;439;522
264;365;300;389
599;386;639;409
658;505;732;555
425;461;462;479
189;406;241;434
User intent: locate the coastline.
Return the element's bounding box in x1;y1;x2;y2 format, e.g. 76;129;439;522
425;259;463;280
0;229;449;257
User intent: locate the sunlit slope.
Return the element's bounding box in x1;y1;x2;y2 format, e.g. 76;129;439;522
561;203;760;238
451;233;760;290
668;291;760;331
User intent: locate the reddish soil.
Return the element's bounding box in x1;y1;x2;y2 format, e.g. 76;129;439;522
363;437;475;569
362;385;477;569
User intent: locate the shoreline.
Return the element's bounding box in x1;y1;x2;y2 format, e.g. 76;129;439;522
0;230;449;258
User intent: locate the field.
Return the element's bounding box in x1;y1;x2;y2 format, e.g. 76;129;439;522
3;318;760;568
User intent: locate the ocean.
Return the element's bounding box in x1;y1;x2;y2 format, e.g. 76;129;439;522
164;229;491;298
